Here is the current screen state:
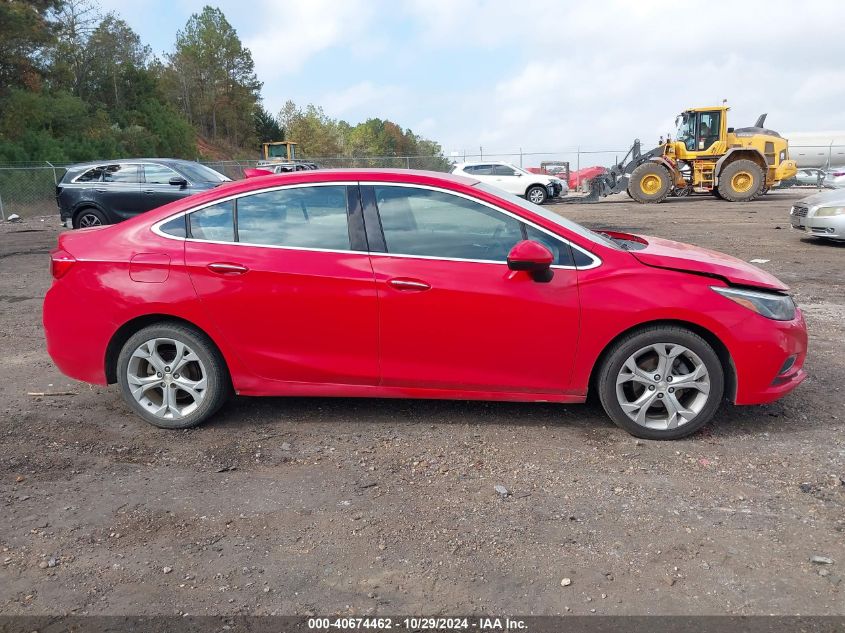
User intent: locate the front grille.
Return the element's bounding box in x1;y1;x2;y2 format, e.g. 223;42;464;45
792;205;809;217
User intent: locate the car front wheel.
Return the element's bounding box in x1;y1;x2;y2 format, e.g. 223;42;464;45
526;185;548;205
116;323;231;429
597;326;724;440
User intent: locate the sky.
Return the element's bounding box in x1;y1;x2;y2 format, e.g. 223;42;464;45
99;0;845;162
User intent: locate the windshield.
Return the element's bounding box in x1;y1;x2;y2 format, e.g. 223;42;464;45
177;163;230;183
675;112;694;146
473;183;622;250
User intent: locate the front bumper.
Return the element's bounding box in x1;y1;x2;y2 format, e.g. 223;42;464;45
731;308;808;405
790;210;845;240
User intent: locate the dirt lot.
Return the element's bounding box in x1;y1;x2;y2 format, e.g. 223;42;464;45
0;190;843;617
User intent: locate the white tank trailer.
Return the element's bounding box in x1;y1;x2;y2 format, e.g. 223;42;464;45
783;131;845;168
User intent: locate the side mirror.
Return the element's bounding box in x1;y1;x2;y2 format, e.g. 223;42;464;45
169;176;188;188
514;171;522;177
507;240;554;282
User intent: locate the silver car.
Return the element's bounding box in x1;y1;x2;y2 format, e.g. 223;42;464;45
795;168;824;186
790;188;845;240
822;167;845;188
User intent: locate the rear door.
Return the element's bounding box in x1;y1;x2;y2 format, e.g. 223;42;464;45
183;183;380;386
93;163;142;220
362;183;582;394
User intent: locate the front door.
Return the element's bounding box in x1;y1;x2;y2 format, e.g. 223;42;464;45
184;184;380;385
142;163;191;211
490;164;525;195
363;184;581;394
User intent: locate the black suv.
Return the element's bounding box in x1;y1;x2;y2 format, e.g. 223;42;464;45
57;159;230;228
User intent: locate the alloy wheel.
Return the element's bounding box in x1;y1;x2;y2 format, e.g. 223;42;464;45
528;189;545;204
126;337;208;420
615;343;711;430
78;213;103;228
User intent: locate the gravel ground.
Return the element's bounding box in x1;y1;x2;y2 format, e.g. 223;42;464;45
0;189;843;616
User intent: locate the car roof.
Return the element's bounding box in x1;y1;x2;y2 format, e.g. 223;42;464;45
454;161;514;167
798;187;845;206
232;168;479;189
65;158;200;170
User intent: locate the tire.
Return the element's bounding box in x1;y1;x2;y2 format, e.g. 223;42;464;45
73;207;108;229
525;185;548;205
116;322;231;429
711;188;724;200
596;326;725;440
717;159;764;202
628;163;672;204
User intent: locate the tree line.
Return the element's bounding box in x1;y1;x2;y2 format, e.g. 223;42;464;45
0;0;449;169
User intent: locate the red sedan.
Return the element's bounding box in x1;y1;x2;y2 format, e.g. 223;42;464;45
43;169;807;439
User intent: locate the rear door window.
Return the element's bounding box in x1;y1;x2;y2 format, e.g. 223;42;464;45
102;164;140;183
235;186;350;250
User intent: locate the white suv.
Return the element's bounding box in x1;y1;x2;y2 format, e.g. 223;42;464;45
451;161;566;204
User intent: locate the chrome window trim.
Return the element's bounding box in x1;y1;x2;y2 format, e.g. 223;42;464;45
152;182;359;254
360;181;601;270
69;161;195;186
150;179;602;270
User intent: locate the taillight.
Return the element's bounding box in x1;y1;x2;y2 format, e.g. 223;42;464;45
50;248;76;279
832;172;845;177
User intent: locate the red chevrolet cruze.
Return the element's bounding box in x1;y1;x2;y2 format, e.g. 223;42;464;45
43;169;807;439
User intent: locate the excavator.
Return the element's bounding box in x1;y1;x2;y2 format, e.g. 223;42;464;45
573;106;797;204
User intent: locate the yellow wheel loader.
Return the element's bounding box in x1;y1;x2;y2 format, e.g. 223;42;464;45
572;106;797;204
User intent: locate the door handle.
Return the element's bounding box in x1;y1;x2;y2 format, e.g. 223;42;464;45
94;188;107;193
388;278;430;291
207;262;249;275
143;189;155;194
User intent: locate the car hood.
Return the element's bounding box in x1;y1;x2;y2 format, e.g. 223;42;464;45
796;189;845;207
602;231;789;291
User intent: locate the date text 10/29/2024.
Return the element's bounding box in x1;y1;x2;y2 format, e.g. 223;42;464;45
307;617;527;630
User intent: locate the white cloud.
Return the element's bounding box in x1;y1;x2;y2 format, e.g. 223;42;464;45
318;82;406;120
244;0;374;80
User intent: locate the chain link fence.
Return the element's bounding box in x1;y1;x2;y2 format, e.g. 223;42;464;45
1;145;843;219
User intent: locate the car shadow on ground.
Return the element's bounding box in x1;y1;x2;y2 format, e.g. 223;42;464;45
195;393;798;441
800;237;845;248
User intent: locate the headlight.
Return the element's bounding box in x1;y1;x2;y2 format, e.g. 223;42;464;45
814;206;845;217
711;286;796;321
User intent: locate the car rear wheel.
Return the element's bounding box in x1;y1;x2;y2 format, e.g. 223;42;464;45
73;208;108;229
116;323;231;429
597;326;724;440
526;185;548;205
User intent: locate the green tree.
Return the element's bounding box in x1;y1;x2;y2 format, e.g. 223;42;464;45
46;0;101;97
254;105;283;143
0;0;63;94
164;6;262;147
81;14;152;111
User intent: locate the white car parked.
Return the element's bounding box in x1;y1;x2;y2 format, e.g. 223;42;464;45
451;161;566;204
